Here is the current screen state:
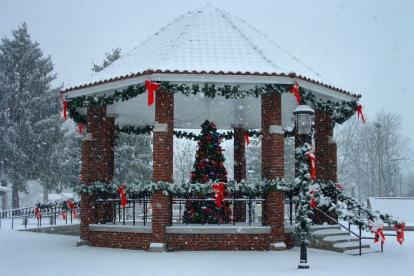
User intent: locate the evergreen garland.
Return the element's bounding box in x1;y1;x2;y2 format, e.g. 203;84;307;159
64;82;359;133
293;143;315;240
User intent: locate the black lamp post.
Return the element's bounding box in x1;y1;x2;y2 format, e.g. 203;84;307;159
293;103;314;270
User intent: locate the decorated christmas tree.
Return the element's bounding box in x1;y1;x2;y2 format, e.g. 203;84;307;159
183;120;232;224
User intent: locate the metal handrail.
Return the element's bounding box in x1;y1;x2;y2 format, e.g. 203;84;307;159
313;206;397;255
0;207;80;230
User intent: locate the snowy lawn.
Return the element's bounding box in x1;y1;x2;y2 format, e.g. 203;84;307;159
0;225;412;276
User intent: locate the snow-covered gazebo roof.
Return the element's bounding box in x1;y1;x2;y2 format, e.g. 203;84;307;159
61;4;360;129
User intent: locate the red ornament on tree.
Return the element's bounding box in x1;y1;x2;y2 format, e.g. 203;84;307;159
145;79;159;106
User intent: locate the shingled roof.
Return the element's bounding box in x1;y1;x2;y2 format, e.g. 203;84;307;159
63;4;358;97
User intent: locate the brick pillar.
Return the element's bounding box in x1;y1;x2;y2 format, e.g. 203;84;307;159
151;90;174;244
233;127;246;222
261;93;285;244
80;106;115;240
314;109;337;224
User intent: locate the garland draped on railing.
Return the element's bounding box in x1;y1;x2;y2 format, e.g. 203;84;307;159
293;143;403;243
75;178;292;199
64;82;359;133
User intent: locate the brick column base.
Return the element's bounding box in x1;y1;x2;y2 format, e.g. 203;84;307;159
151;191;172;243
80;194;96;241
264;191;285;243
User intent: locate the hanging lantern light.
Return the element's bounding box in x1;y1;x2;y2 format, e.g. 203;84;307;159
293;105;315;135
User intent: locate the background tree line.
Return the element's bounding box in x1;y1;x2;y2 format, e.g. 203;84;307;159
0;24;152;209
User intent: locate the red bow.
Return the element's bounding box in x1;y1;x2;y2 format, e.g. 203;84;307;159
394;223;405;245
67;199;77;217
212;183;225;208
117;184;127;208
61;99;67;120
35;206;41;220
336;184;343;192
306;148;316;180
245;132;250;146
145;79;159;106
356;105;365;123
79;123;83;134
309;191;316;209
369;219;385;244
290;82;301;105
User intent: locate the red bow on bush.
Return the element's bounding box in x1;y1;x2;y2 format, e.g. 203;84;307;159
212;183;225;208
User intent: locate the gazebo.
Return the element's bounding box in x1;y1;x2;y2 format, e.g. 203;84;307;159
61;4;360;251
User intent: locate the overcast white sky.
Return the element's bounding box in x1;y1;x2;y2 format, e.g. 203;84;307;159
1;0;413;147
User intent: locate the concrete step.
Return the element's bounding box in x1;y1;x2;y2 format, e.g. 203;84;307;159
312;225;341;231
333;241;370;253
312;229;349;238
343;247;381;256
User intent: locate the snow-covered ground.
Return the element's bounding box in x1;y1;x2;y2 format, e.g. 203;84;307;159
0;219;412;276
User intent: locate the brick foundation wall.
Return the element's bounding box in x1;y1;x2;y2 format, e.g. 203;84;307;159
261;93;285;244
167;233;270;251
89;232;152;250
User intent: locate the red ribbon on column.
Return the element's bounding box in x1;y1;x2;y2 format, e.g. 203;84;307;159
306;148;316;180
245;132;250;146
356;105;365;123
79;123;83;134
394;222;405;245
212;182;225;208
61;99;67;120
62;211;66;220
145;79;160;106
117;184;127;208
290;82;301;105
67;199;77;217
369;219;385;244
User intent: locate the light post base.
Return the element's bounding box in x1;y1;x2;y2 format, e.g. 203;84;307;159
298;234;309;269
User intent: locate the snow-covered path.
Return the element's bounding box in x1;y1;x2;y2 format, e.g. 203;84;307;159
0;227;412;276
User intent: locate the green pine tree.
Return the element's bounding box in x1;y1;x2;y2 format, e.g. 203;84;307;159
183;120;232;224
